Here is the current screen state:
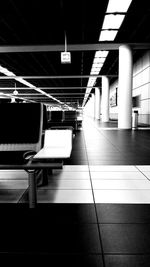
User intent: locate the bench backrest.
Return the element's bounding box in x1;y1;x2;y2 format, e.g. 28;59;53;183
44;129;72;150
50;110;63;122
0;103;43;151
64;110;77;121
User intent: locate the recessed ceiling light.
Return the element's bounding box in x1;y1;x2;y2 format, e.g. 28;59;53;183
102;14;125;29
93;57;106;64
95;51;109;58
106;0;132;13
99;30;118;41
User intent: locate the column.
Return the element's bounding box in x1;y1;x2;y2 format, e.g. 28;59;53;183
118;44;133;129
94;87;100;120
84;93;95;119
102;76;109;122
91;93;95;119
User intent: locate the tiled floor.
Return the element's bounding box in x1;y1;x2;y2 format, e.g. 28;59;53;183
1;118;150;266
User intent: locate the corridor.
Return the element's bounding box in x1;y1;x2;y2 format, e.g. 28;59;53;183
0;118;150;266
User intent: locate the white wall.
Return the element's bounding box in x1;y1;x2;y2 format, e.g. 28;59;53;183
109;50;150;125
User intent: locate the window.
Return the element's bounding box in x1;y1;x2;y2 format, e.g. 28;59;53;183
110;88;118;107
132;95;140;108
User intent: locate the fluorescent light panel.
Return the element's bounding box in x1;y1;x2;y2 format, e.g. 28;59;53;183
0;66;15;77
99;30;118;41
87;77;97;86
91;68;102;73
93;57;106;63
90;70;100;75
0;64;69;106
95;51;109;57
106;0;133;13
91;67;102;71
92;62;103;67
83;0;133;107
84;49;109;106
102;14;125;29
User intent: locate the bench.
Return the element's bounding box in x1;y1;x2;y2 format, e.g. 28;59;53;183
33;129;73;160
48;110;78;131
0;103;62;208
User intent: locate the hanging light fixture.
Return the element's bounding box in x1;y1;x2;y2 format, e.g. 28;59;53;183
61;32;71;64
11;83;18;103
13;83;18;96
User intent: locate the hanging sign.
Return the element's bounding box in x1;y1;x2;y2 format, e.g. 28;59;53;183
61;52;71;64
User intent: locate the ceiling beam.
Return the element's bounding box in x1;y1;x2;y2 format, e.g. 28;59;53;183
0;43;150;53
25;97;84;99
0;86;99;89
0;75;117;79
16;93;90;95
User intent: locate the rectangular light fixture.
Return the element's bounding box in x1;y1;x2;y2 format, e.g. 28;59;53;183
90;72;100;76
91;67;101;72
99;30;118;41
91;69;101;75
102;14;125;29
87;77;97;86
86;88;92;94
93;57;106;64
92;62;103;68
0;66;15;77
106;0;132;13
95;51;109;58
0;64;69;107
83;1;133;108
91;69;102;74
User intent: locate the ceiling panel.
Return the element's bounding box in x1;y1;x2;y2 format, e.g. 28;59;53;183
0;0;150;107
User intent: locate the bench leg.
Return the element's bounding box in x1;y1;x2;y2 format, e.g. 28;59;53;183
28;170;37;208
41;168;54;185
42;169;49;185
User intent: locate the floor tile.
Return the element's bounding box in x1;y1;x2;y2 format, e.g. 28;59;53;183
0;189;25;203
0;180;28;189
94;189;150;203
0;170;28;179
89;165;137;172
41;179;91;189
89;161;139;165
136;165;150;172
0;203;97;223
63;165;89;171
142;172;150;179
0;223;101;254
105;255;150;267
20;189;94;203
0;254;104;267
96;204;150;223
37;189;94;203
100;224;150;254
90;171;146;180
92;180;150;190
49;170;90;179
30;204;97;223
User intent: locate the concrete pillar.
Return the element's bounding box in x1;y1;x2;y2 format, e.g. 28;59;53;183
118;44;133;129
84;94;95;118
102;76;109;122
91;93;95;119
94;87;100;120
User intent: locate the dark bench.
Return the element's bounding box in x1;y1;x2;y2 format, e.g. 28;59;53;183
63;110;77;130
0;103;62;208
48;110;78;131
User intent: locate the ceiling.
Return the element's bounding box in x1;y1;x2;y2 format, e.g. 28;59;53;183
0;0;150;108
